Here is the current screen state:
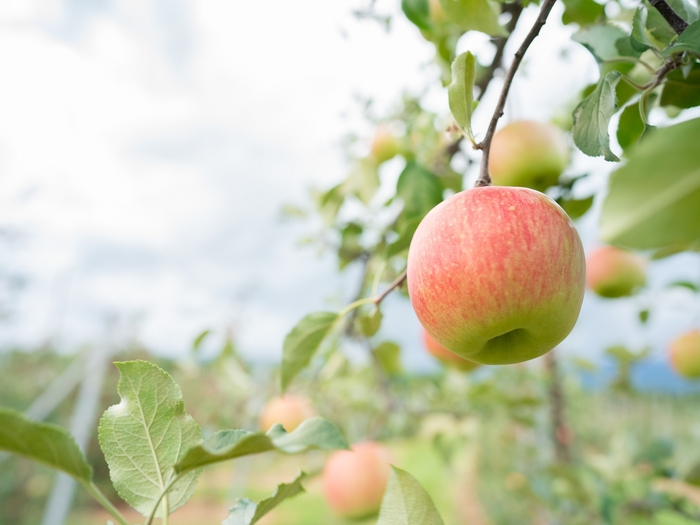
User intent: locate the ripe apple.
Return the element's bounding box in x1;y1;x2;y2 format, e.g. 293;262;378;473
323;441;392;518
407;186;585;365
669;330;700;379
258;394;316;432
586;246;646;298
423;330;480;371
489;121;569;192
370;127;399;164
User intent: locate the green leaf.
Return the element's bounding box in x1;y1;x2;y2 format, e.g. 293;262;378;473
315;183;345;226
344;158;380;205
387;217;421;258
615;36;643;58
639;309;650;324
175;417;348;474
402;0;431;30
558;195;594;219
561;0;604;26
357;307;383;337
374;342;403;375
267;417;350;454
192;329;211;353
98;361;202;517
617;102;651;153
223;471;307;525
339;223;365;270
663;20;700;57
439;0;506;36
376;466;445;525
573;71;622;161
573;24;628;62
396;162;444;223
668;280;699;292
448;52;477;142
631;8;653;51
281;312;339;392
600;117;700;249
0;408;92;483
661;63;700;109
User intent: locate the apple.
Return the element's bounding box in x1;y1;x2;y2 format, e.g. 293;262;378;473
669;330;700;379
489;121;569;192
370;126;399;164
258;394;316;432
323;441;392;518
586;246;646;298
428;0;447;24
423;330;480;371
407;186;585;365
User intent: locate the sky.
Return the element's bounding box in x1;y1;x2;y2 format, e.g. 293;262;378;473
0;0;698;373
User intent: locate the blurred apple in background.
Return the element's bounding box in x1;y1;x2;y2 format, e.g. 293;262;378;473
323;441;392;518
586;246;646;298
489;121;569;192
669;330;700;379
259;394;316;432
423;329;480;371
370;126;399;164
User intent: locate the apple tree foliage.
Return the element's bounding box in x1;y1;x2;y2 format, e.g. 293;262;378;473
1;0;699;522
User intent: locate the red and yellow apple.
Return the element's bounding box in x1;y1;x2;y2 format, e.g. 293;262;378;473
586;246;646;298
323;441;392;518
489;121;569;192
407;186;585;365
258;394;316;432
669;330;700;379
370;127;399;164
423;330;480;371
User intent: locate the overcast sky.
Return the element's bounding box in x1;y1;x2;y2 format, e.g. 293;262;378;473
0;0;698;372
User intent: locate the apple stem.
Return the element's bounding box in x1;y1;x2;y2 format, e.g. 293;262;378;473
475;0;558;188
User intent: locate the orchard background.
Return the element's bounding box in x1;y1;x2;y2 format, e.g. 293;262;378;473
1;0;700;524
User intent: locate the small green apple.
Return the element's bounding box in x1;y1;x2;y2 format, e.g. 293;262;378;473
489;121;569;192
407;186;585;365
586;246;646;298
370;127;399;164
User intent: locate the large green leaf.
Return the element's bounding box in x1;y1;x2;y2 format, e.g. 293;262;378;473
573;71;622;161
661;63;700;108
175;417;348;474
376;467;445;525
448;52;476;142
223;472;307;525
281;312;339;392
439;0;506;36
98;361;202;517
0;408;92;483
396;162;444;223
617;101;653;154
573;24;628;62
600;117;700;249
663;20;700;57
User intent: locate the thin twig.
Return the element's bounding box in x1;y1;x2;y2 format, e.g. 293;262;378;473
544;350;572;463
373;269;407;305
648;0;689;34
476;0;558;187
